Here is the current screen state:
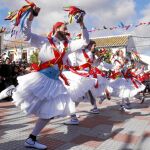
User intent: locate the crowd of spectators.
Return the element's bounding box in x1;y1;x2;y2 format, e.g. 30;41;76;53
0;56;31;93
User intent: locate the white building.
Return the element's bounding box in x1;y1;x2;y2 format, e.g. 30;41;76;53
92;34;149;70
92;34;136;57
2;38;38;63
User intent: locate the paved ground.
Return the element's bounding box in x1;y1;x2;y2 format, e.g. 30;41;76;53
0;94;150;150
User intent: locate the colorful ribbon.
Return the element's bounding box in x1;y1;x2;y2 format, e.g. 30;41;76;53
5;0;36;31
63;6;85;23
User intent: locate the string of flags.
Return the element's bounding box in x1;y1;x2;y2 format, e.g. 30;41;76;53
3;20;150;37
3;0;150;36
88;21;150;32
1;27;19;37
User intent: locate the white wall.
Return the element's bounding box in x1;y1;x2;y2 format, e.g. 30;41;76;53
127;36;137;52
8;46;38;62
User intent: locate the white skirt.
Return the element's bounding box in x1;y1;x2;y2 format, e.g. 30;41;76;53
12;72;75;119
91;75;113;97
61;70;96;102
126;78;146;94
110;78;145;98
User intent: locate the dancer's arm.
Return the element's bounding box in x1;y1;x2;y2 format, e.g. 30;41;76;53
68;18;90;53
22;6;48;49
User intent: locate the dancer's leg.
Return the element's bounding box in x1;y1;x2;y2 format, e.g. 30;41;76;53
31;118;51;136
88;90;100;114
25;118;53;149
105;89;111;100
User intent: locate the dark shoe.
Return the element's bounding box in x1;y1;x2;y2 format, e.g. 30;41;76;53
90;108;100;114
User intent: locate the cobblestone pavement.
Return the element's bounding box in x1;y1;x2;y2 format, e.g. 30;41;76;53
0;94;150;150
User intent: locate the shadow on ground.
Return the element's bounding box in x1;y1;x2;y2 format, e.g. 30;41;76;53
0;96;150;150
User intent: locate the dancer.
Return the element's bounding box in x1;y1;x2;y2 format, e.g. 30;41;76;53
128;64;146;103
63;40;100;125
109;50;145;111
109;49;132;111
9;4;90;149
93;48;113;103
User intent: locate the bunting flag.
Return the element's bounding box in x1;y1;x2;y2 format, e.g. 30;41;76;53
103;26;107;29
90;21;150;33
72;20;149;39
5;0;36;33
120;22;125;28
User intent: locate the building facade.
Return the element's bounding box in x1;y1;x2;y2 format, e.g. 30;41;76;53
92;34;149;70
2;35;38;63
92;34;136;56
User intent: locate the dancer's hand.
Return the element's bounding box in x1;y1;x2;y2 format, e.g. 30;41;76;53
29;6;40;21
32;6;40;16
65;80;70;86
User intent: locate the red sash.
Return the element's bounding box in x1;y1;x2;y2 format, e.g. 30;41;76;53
110;71;122;79
64;49;92;76
66;63;91;71
124;69;139;88
31;38;69;85
32;39;68;71
64;49;101;88
66;49;93;71
82;49;93;64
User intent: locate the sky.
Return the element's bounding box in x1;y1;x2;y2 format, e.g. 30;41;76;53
0;0;150;66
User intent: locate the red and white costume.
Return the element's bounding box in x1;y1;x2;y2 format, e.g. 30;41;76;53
62;48;97;101
12;19;93;119
110;56;145;98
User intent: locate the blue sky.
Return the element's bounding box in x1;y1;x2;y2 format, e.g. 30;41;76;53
135;0;150;12
0;7;9;27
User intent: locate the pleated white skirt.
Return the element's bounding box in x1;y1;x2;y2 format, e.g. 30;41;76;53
61;70;96;102
110;78;145;98
12;71;75;119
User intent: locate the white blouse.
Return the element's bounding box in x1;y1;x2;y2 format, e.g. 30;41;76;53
22;19;90;63
67;49;94;66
